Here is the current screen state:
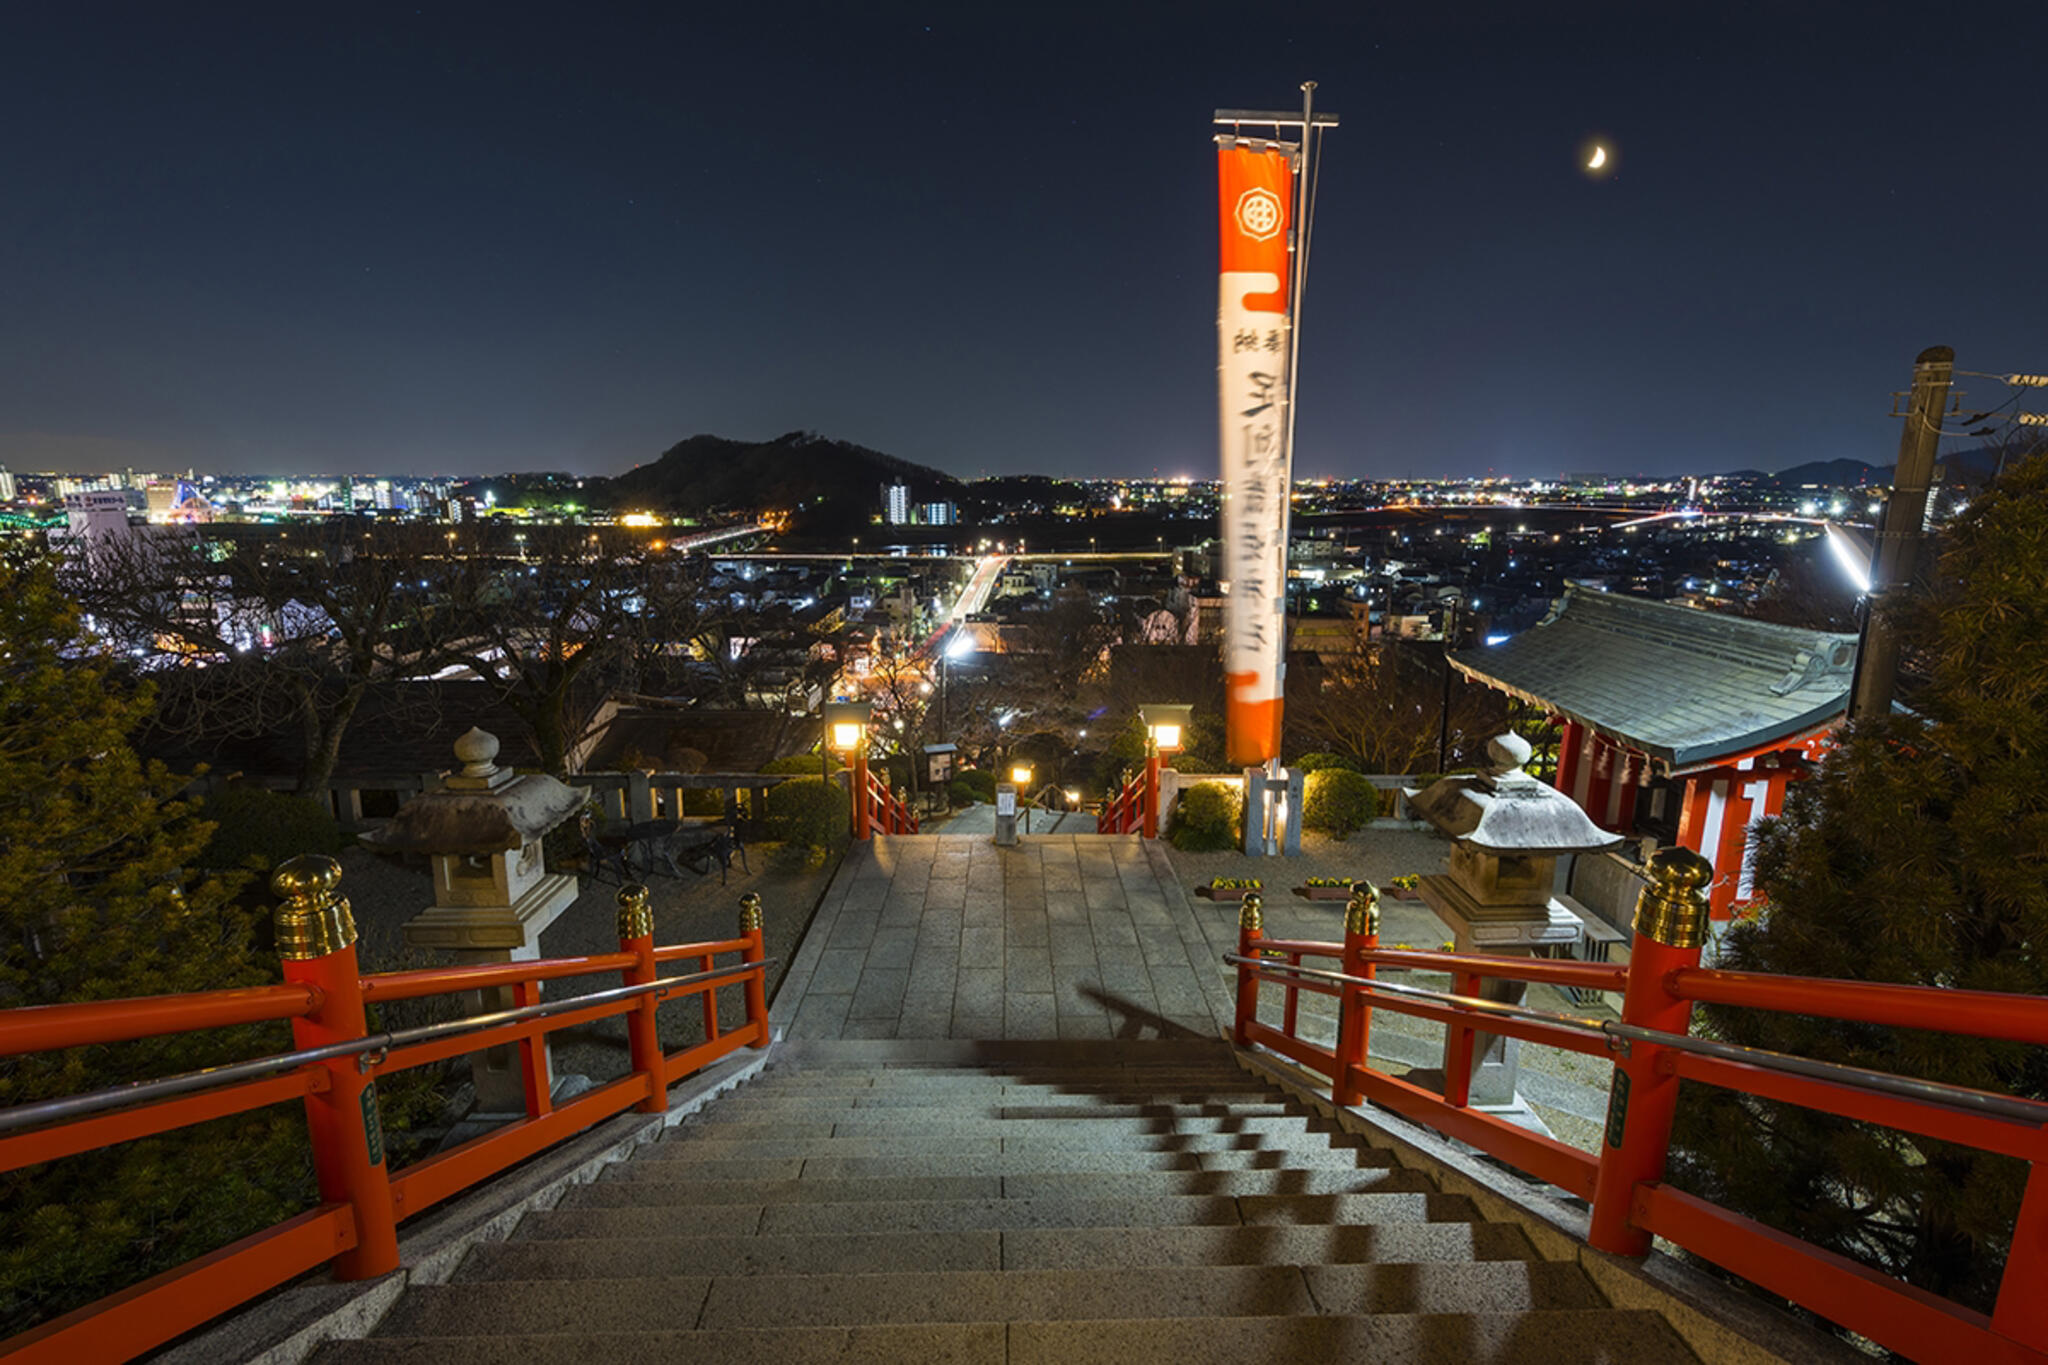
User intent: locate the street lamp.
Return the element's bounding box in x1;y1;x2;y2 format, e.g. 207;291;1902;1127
1137;703;1193;840
1010;762;1034;832
824;700;872;838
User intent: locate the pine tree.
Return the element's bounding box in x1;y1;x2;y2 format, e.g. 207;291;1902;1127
0;552;310;1335
1668;452;2048;1319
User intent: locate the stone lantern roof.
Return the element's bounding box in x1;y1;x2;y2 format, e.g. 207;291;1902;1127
1406;734;1620;856
362;727;587;855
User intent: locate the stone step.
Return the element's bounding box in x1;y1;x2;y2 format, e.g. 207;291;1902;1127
548;1164;1438;1214
740;1087;1284;1106
549;1182;1471;1224
317;1311;1699;1365
456;1231;1002;1280
647;1126;1392;1162
690;1097;1297;1120
666;1114;1322;1141
372;1263;1604;1336
746;1072;1260;1095
552;1174;1003;1209
478;1221;1538;1278
610;1146;1401;1178
1006;1310;1702;1364
315;1323;1005;1364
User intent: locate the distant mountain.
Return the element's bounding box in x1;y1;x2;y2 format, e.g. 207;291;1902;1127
592;431;960;517
1721;458;1885;487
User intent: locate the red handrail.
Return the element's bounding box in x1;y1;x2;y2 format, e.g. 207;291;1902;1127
1227;876;2048;1365
0;871;775;1364
864;770;917;834
1097;775;1144;833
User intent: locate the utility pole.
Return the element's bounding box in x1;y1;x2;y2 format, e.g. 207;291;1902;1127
1848;345;1955;722
1436;594;1460;772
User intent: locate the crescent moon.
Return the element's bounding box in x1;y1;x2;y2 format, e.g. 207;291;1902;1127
1587;145;1607;170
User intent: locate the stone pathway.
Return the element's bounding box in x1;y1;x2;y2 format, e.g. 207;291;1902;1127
771;835;1235;1042
768;829;1617;1150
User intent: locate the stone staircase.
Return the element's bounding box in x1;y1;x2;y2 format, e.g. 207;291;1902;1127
314;1040;1701;1363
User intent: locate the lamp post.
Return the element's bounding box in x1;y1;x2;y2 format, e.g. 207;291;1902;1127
1010;762;1034;833
1137;703;1192;840
825;699;871;839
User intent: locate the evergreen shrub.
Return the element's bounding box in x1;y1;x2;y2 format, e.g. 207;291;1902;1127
760;752;844;776
1666;450;2048;1324
761;776;849;866
1293;751;1361;773
1168;780;1241;851
196;787;342;872
1301;769;1379;838
951;768;996;802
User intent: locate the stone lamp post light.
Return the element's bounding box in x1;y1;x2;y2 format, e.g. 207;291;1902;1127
1405;733;1621;1117
363;727;590;1117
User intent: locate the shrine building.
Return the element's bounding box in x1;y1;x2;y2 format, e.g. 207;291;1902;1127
1449;583;1857;921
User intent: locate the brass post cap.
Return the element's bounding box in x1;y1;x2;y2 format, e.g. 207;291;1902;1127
271;854;342;903
1345;885;1381;936
1238;892;1263;933
738;891;763;932
271;854;356;960
1634;846;1715;949
616;883;653;941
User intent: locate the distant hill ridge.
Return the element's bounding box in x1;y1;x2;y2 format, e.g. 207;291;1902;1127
594;430;959;515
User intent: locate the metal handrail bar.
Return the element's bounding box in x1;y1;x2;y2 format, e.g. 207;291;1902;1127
0;957;778;1138
1226;953;2048;1128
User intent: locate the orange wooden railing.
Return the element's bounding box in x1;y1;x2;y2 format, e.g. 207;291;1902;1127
1229;856;2048;1365
0;861;774;1364
865;769;918;834
1097;774;1145;834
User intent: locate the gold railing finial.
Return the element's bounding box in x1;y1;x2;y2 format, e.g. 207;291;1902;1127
1633;846;1713;949
1238;891;1263;933
271;854;357;961
1345;884;1380;937
738;891;763;933
616;883;653;941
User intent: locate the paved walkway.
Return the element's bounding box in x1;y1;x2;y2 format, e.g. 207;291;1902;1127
771;835;1238;1042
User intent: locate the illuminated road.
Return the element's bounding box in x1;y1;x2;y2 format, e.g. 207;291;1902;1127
949;554;1009;624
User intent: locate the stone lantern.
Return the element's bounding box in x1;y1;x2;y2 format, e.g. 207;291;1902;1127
363;727;589;1115
1406;733;1620;1112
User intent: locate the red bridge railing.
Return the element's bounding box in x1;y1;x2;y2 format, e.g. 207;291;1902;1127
0;860;774;1364
863;769;918;835
1097;774;1145;834
1228;854;2048;1365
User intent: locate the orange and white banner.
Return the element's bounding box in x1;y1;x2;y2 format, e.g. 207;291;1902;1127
1217;139;1293;767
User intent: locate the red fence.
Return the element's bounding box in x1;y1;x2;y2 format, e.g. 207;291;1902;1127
1098;775;1145;834
864;769;918;835
1230;854;2048;1365
0;861;773;1363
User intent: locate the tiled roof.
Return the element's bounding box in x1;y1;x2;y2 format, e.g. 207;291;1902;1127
1449;584;1855;769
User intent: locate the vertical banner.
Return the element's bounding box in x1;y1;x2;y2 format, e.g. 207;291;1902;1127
1217;139;1294;767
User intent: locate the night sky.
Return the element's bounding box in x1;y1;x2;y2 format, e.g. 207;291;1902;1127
5;2;2043;481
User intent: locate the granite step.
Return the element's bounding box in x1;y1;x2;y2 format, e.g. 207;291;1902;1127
371;1263;1605;1336
605;1147;1407;1179
316;1311;1699;1365
548;1184;1474;1225
482;1221;1539;1276
689;1097;1297;1119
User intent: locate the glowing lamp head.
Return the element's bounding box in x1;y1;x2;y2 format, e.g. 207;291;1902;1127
1011;764;1033;787
1139;703;1194;756
823;700;871;754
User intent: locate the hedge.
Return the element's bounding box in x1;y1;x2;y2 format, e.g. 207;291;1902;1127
1167;780;1242;852
196;787;342;872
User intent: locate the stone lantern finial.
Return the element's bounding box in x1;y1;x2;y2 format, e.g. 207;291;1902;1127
1485;731;1534;778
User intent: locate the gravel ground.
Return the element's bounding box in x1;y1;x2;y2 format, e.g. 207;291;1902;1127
1157;827;1616;1153
338;840;840;1105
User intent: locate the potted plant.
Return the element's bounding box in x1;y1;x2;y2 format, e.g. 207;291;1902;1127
1195;875;1262;902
